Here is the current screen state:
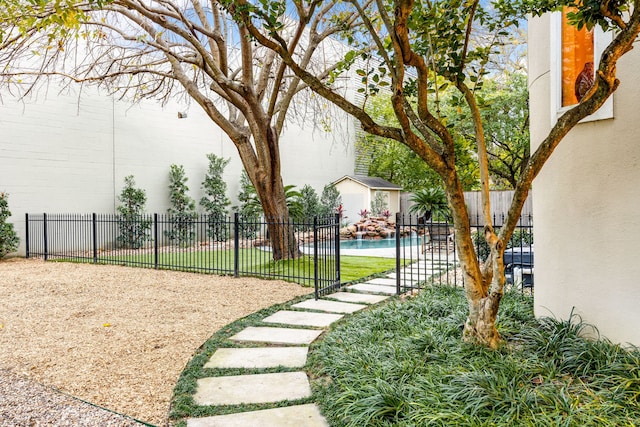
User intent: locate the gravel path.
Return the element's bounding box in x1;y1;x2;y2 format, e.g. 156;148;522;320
0;369;145;427
0;258;310;426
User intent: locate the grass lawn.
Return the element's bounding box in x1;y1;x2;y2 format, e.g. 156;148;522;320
308;286;640;426
97;248;399;286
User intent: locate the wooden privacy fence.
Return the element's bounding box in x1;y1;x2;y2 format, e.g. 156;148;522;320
400;190;532;224
463;191;532;224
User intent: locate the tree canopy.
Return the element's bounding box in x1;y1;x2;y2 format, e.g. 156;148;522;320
0;0;362;260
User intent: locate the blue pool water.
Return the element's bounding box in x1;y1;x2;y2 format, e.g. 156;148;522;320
339;236;423;250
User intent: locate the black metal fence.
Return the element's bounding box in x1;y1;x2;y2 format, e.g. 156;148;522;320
25;211;533;298
393;213;534;294
25;212;340;298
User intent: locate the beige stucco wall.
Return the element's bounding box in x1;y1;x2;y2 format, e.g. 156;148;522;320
387;191;400;215
0;87;355;255
529;15;640;345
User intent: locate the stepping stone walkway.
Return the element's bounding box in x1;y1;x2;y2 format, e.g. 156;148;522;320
186;260;445;426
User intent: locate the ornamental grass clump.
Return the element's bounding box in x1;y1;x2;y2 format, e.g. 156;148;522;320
309;286;640;427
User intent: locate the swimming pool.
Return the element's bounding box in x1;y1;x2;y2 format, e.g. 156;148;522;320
339;236;423;250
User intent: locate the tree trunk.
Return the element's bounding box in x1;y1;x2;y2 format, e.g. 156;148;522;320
462;283;503;349
445;175;506;349
256;183;299;261
234;125;299;261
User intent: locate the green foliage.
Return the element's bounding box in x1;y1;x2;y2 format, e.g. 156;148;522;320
234;170;302;224
165;164;197;247
473;227;534;261
0;0;110;51
408;187;449;221
283;185;303;221
319;183;342;218
521;0;630;31
235;171;261;239
370;191;388;217
299;184;321;224
116;175;151;249
0;192;19;258
309;285;640;427
200;154;231;241
448;74;530;189
360;94;479;192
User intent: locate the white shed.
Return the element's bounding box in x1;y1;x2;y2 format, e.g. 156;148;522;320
332;175;402;223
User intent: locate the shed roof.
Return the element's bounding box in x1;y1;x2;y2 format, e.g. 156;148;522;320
332;175;402;190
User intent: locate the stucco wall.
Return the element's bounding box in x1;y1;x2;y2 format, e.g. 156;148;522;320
529;15;640;345
0;87;355;255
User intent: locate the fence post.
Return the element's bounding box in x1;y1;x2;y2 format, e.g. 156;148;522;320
153;213;159;269
43;213;48;261
92;213;98;263
313;216;319;300
334;213;340;289
395;212;401;295
233;212;239;278
25;213;30;259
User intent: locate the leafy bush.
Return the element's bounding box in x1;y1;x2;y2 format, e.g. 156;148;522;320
473;227;534;261
200;154;231;241
408;187;449;220
165;164;197;246
0;192;19;258
300;184;321;221
283;185;303;221
319;183;341;218
235;171;261;239
116;176;151;249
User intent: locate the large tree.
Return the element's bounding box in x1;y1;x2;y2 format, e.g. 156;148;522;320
0;0;360;260
235;0;640;347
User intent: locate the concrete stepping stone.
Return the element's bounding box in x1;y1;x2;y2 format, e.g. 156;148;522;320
230;326;323;345
263;310;343;328
292;299;367;314
388;271;430;280
193;372;311;406
367;277;398;287
186;403;328;427
346;283;397;295
204;347;308;369
394;266;440;282
325;292;390;304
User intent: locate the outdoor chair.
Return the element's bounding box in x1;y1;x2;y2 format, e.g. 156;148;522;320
422;223;455;253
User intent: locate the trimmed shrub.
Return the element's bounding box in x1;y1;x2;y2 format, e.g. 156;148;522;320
165;164;197;246
116;175;151;249
200;154;231;241
0;192;19;259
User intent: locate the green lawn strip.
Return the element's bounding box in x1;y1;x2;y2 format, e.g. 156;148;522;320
307;286;640;427
97;250;399;286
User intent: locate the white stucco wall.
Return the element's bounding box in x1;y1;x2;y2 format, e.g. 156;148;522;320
0;87;355;255
529;15;640;345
